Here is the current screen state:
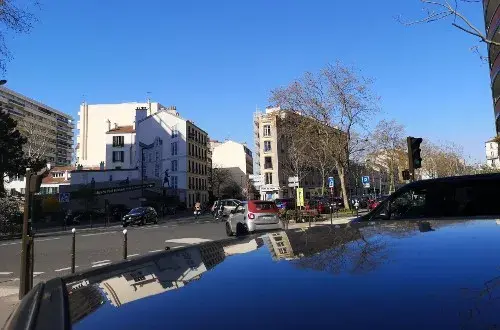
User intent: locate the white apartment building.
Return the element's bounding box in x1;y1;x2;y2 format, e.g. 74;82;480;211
136;106;210;208
106;125;136;170
485;138;500;168
253;106;327;200
210;140;253;189
77;101;164;167
0;86;74;166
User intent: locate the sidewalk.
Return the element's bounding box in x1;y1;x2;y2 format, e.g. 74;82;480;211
0;284;19;328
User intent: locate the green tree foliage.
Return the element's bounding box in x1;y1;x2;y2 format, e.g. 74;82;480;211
0;110;27;195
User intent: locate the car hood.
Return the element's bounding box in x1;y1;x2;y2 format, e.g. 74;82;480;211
63;219;500;329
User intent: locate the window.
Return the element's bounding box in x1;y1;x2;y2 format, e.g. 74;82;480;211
264;156;272;169
171;142;178;155
264;141;272;152
154;163;160;177
188;160;191;172
171;160;178;171
172;125;178;138
112;136;124;147
112;151;124;162
265;172;273;185
263;125;271;137
156;151;159;161
171;176;178;189
149;153;152;162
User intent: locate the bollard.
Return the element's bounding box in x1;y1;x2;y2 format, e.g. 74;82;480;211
71;228;76;273
123;229;128;260
330;206;333;225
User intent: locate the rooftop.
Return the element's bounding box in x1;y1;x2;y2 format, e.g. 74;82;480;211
106;125;135;134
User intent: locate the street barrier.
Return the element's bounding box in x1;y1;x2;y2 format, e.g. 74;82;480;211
71;228;76;273
123;229;128;260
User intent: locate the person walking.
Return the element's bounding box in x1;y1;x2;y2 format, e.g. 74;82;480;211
194;201;201;219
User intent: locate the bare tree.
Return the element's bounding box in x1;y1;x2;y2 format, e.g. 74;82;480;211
19;119;49;164
398;0;496;60
370;120;407;193
0;0;39;73
419;140;472;178
210;165;231;198
270;62;379;209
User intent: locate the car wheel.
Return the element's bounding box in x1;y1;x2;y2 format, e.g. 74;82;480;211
154;216;158;224
235;223;245;237
225;222;234;237
122;223;128;228
141;218;145;226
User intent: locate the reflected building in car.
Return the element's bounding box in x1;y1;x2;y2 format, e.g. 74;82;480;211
98;245;225;308
483;0;500;134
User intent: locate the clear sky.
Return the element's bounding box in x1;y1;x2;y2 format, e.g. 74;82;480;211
3;0;494;162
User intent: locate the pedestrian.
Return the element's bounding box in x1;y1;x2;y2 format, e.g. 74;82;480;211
194;201;201;219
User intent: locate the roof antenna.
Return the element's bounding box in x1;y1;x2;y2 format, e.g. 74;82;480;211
147;92;152;115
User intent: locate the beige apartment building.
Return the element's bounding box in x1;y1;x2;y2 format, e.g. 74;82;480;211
253;106;328;200
0;86;74;166
210;139;253;190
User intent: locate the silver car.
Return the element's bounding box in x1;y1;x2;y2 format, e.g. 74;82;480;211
226;200;282;236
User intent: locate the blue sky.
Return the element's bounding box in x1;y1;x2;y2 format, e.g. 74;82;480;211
4;0;493;161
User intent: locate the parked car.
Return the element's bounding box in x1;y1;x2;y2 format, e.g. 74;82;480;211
122;207;158;227
226;200;281;236
274;198;295;210
306;197;329;214
211;199;241;216
368;196;388;211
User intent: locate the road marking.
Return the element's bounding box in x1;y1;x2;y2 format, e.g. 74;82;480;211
36;237;61;243
145;225;160;230
91;262;111;268
33;272;44;276
149;249;163;253
55;266;79;272
0;272;13;275
91;260;110;264
0;241;21;247
164;238;212;244
128;253;140;257
81;232;116;237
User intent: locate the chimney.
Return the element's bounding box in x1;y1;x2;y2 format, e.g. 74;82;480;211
135;106;148;127
114;123;118;129
99;161;104;170
64;170;69;180
107;119;111;131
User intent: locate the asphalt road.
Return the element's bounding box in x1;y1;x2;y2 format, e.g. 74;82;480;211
0;219;229;286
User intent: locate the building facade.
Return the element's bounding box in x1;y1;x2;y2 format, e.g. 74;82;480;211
5;166;73;196
0;86;74;166
483;0;500;134
210;140;253;190
105;125;136;170
485;138;500;168
77;101;163;167
135;106;210;208
253;106;330;200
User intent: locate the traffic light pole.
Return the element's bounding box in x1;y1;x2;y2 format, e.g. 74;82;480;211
19;170;32;299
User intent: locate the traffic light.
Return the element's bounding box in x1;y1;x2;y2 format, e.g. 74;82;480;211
407;137;423;169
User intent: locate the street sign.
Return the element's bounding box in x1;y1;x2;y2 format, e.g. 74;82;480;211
288;176;299;183
296;187;304;207
59;192;70;203
328;176;334;188
362;176;370;188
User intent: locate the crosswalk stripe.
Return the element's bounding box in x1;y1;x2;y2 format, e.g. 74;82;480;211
0;272;13;275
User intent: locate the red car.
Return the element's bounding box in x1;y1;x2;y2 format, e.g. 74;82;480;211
305;198;328;214
368;196;387;211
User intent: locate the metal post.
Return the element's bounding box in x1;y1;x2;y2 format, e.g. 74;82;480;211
27;235;34;291
407;137;415;183
71;228;76;273
19;170;32;299
123;229;128;260
330;206;333;225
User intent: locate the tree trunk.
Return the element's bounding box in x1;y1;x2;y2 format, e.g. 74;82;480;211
336;161;350;210
320;167;326;196
0;174;5;197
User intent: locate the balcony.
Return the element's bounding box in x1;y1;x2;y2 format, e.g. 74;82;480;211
487;4;500;41
264;163;273;170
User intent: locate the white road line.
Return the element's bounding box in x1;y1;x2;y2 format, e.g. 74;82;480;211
81;232;116;237
33;272;44;276
164;238;212;244
54;266;79;272
36;237;61;243
91;260;110;264
149;249;163;253
0;272;13;275
128;253;140;257
0;241;21;247
91;262;111;268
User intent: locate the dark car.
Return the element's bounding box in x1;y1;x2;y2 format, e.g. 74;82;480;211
7;218;500;330
122;207;158;227
274;198;295;210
